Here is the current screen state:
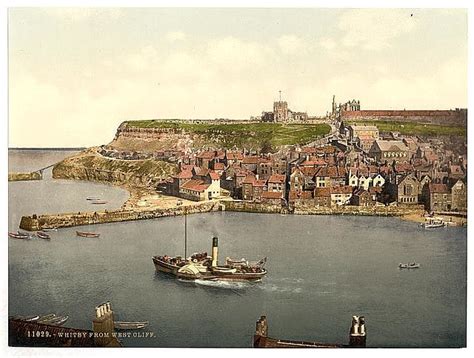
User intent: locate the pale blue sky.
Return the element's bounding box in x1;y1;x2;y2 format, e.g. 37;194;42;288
8;8;467;147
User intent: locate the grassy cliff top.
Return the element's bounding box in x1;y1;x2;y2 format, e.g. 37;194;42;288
346;120;466;137
122;120;331;149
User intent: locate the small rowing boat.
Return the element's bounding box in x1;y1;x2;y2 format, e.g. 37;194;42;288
114;321;149;330
13;315;40;322
76;231;100;238
36;231;51;240
91;200;108;205
86;197;101;201
47;315;69;326
399;263;420;269
8;231;30;239
37;314;57;323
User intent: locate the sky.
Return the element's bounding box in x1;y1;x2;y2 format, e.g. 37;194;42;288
8;8;468;147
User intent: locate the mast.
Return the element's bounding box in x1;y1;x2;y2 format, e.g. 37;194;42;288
184;211;187;260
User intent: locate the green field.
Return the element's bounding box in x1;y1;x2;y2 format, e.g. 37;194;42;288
347;120;466;137
124;120;331;149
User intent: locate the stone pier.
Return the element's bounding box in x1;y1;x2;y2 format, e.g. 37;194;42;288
19;201;221;231
8;172;42;181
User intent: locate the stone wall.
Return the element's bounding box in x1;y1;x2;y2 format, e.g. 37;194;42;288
223;201;285;214
8;172;42;181
294;203;424;216
341;109;467;125
19;201;221;231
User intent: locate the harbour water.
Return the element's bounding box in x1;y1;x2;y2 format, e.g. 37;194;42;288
8;150;467;347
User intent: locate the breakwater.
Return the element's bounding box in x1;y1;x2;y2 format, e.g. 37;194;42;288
293;204;425;216
223;200;424;217
19;199;425;231
8;172;41;182
19;201;222;231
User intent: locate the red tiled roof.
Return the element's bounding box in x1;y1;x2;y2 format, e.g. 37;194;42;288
209;172;220;180
429;183;449;194
193;167;210;176
226;152;244;160
267;174;286;184
242;156;260;164
214;162;225;170
174;170;193;179
300;159;326;166
253;179;266;187
242;174;256;185
181;179;209;192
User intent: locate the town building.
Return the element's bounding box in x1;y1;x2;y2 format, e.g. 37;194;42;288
451;179;467;212
368;140;410;163
423;183;452;212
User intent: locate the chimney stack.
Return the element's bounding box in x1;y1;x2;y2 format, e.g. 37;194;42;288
93;302;116;347
211;237;219;267
349;315;366;347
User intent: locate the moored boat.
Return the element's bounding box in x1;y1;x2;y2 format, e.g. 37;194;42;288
37;314;57;323
76;231;100;238
8;231;30;239
399;263;420;269
36;231;51;240
91;200;108;205
47;315;69;326
13;315;40;322
114;321;149;330
421;217;446;229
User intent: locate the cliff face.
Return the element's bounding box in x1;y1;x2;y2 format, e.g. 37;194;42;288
52;149;178;188
108;120;331;152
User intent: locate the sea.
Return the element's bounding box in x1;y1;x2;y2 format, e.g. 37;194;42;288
8;149;467;348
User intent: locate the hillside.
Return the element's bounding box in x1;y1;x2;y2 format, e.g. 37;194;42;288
53;148;178;186
109;120;332;152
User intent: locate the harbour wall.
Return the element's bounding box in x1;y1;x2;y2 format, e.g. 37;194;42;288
222;201;286;214
18;200;425;231
224;201;424;217
19;201;222;231
8;172;42;182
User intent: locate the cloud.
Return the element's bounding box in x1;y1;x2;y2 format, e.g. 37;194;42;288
338;9;416;50
8;17;467;147
319;37;337;50
165;31;186;42
277;35;306;54
42;8;123;22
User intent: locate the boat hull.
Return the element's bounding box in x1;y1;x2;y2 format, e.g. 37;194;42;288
153;257;180;275
76;231;100;238
153;257;266;281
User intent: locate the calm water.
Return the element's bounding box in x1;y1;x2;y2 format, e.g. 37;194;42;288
8;150;467;348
